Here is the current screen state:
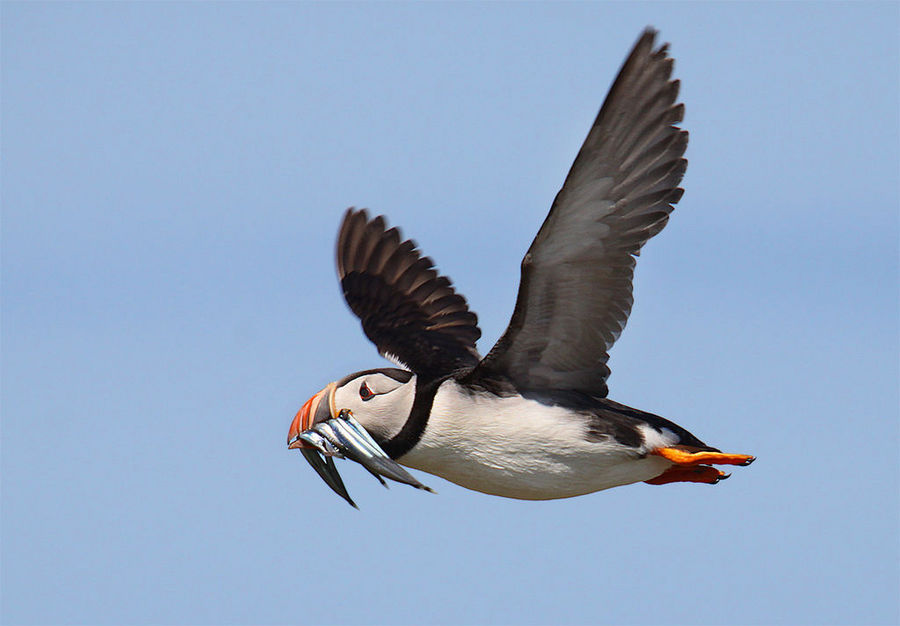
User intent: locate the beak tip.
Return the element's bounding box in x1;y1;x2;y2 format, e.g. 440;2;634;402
288;384;335;450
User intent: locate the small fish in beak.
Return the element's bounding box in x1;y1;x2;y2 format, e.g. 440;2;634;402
287;386;433;507
331;411;434;492
299;447;357;509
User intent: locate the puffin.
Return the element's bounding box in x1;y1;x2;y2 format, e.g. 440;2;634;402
288;28;754;501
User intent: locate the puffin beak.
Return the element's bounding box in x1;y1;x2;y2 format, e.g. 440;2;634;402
287;382;337;449
287;382;434;507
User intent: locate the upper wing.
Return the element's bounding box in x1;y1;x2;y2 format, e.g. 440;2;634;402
336;208;482;380
472;29;688;397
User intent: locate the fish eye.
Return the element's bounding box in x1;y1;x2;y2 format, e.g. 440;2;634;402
359;382;374;401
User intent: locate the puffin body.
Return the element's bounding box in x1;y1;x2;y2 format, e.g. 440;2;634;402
400;379;679;499
288;29;754;502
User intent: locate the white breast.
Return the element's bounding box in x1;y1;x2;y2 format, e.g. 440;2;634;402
398;380;676;500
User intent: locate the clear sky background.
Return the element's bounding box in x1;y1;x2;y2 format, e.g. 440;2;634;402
3;3;898;625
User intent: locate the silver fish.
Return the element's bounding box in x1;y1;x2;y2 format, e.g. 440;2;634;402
299;447;357;509
338;410;389;454
298;431;330;455
332;415;434;492
298;428;344;459
296;411;433;507
323;418;389;488
311;421;345;455
329;417;415;488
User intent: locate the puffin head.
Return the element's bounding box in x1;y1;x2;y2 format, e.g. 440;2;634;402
287;368;416;450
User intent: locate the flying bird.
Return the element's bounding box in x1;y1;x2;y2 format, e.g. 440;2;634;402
288;28;754;503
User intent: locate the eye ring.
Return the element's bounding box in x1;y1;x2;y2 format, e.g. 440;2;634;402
359;382;374;401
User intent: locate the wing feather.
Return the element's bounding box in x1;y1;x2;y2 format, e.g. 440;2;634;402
336;208;482;379
471;28;687;397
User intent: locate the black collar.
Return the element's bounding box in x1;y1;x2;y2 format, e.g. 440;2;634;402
377;376;443;459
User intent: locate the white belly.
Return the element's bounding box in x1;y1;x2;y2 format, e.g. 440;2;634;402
398;381;676;500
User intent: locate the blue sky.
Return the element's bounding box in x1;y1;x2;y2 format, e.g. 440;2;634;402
2;2;898;625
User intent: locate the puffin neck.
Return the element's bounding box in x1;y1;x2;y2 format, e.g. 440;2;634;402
377;375;443;460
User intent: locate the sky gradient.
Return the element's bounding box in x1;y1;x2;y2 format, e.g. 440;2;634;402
3;3;898;625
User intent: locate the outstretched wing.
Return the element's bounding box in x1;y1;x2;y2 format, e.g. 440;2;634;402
336;208;482;380
473;29;688;397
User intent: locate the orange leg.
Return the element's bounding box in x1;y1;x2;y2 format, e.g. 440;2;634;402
645;465;728;485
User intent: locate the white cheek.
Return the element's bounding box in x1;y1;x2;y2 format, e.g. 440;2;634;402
332;388;363;415
364;392;415;439
331;377;416;441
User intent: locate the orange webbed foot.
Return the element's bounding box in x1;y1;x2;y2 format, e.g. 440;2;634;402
644;445;754;486
651;446;755;467
644;465;729;485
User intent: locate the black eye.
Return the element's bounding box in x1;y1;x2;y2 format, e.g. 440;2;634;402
359;382;374;401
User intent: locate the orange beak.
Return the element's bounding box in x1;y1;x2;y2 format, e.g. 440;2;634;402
287;382;337;449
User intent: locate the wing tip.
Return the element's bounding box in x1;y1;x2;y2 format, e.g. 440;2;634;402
636;26;673;59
